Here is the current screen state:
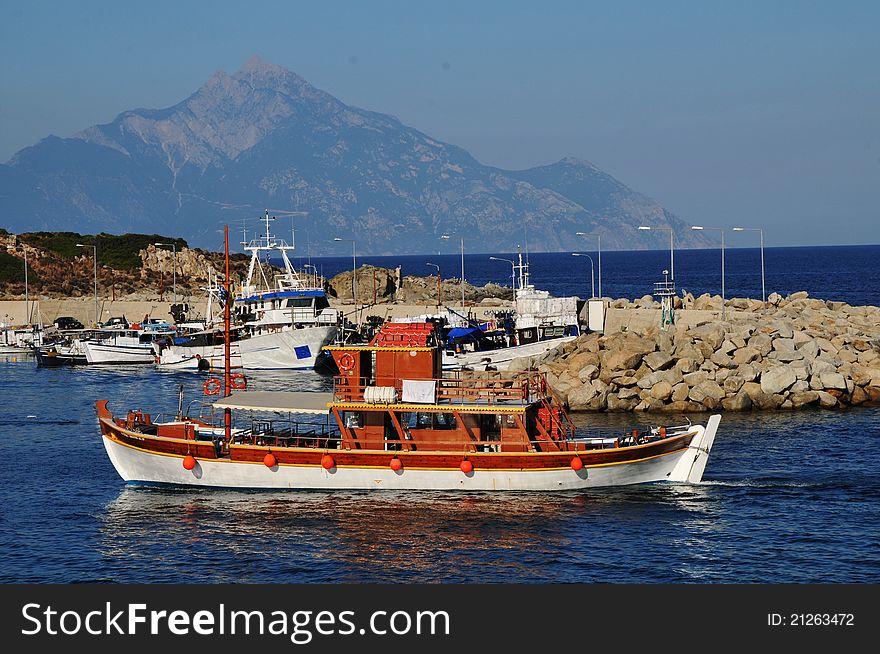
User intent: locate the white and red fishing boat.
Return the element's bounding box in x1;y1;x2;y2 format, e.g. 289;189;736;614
94;228;720;491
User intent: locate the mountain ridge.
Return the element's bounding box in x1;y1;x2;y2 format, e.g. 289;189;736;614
0;57;708;254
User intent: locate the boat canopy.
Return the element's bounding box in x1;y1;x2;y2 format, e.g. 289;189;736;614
446;326;483;342
212;391;333;414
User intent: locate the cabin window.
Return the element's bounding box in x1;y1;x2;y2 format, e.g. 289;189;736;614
286;298;314;308
407;412;456;430
343;412;363;428
316;296;330;311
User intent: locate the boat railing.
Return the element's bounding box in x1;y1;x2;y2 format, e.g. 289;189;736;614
234;418;340;449
332;375;540;406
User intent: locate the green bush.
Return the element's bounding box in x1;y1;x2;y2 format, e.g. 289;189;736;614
18;232;188;270
0;250;37;283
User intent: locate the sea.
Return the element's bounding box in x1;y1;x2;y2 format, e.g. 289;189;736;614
1;244;878;584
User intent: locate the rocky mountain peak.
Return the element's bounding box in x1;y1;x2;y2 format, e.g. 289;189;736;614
1;58;707;253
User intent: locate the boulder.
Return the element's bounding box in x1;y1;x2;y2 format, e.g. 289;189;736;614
723;374;745;394
818;371;847;390
816;391;838;408
850;386;868;405
797;339;820;359
564;350;600;371
790;391;820;408
617;386;641;400
722;389;753;411
643;351;675;371
760;367;797;395
599;349;645;372
649;380;674;401
671;383;690;402
689;323;726;350
683;371;710;387
738;363;759;383
732;347;761;365
689;380;725;406
660;400;693;413
747;333;773;356
577;364;599;382
607;394;638;412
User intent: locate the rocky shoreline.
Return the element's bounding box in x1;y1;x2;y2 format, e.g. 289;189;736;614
512;291;880;412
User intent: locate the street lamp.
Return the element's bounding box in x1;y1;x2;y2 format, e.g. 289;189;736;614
76;243;98;326
333;237;357;324
488;256;516;301
732;226;765;305
571;253;596;299
691;226;726;319
575;231;602;298
14;239;29;324
441;235;465;313
154;242;177;302
425;263;441;308
638;226;674;283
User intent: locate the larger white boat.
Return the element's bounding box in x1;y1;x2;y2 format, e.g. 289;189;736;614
155;211;337;370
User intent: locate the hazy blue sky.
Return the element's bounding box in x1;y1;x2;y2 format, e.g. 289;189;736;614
1;0;877;246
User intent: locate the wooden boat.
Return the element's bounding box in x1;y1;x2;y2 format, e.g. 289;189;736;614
93;228;720;491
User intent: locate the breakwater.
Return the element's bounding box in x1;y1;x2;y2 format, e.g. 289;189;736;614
518;291;880;412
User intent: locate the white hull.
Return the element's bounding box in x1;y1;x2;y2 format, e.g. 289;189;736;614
155;354;205;370
101;417;719;491
158;325;335;370
443;336;576;371
0;345;33;355
84;342;156;364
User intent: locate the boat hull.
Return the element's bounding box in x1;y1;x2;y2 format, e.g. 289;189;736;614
83;341;156;364
99;417;719;491
442;336;576;371
159;325;336;370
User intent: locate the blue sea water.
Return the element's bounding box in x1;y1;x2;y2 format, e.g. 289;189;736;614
297;243;880;307
1;244;879;584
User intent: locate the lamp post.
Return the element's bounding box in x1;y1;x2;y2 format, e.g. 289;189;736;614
488;256;516;300
571;253;596;299
154;242;177;302
732;226;765;305
638;226;674;283
334;237;357;324
15;239;29;324
441;234;465;314
425;263;441;308
76;243;98;326
575;232;602;299
691;226;725;319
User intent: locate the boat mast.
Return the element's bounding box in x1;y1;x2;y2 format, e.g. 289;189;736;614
224;226;232;443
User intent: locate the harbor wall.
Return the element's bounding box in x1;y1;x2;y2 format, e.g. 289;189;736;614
511;292;880;412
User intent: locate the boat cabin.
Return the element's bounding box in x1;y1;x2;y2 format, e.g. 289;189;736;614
322;322;576;454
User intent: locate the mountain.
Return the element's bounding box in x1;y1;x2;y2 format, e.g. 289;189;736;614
0;56;708;254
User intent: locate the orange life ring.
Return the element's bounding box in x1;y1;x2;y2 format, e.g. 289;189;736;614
203;378;222;395
338;352;355;371
231;372;248;390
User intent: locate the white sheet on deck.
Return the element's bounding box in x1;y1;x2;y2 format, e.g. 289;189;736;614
401;379;436;404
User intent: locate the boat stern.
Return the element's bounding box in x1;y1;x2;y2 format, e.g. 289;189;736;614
666;414;721;483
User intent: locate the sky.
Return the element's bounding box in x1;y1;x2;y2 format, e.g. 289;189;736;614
1;0;878;247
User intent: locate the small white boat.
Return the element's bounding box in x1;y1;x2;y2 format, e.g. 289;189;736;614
83;328;175;365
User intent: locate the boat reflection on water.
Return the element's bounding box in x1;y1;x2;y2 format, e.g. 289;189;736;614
97;483;724;583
